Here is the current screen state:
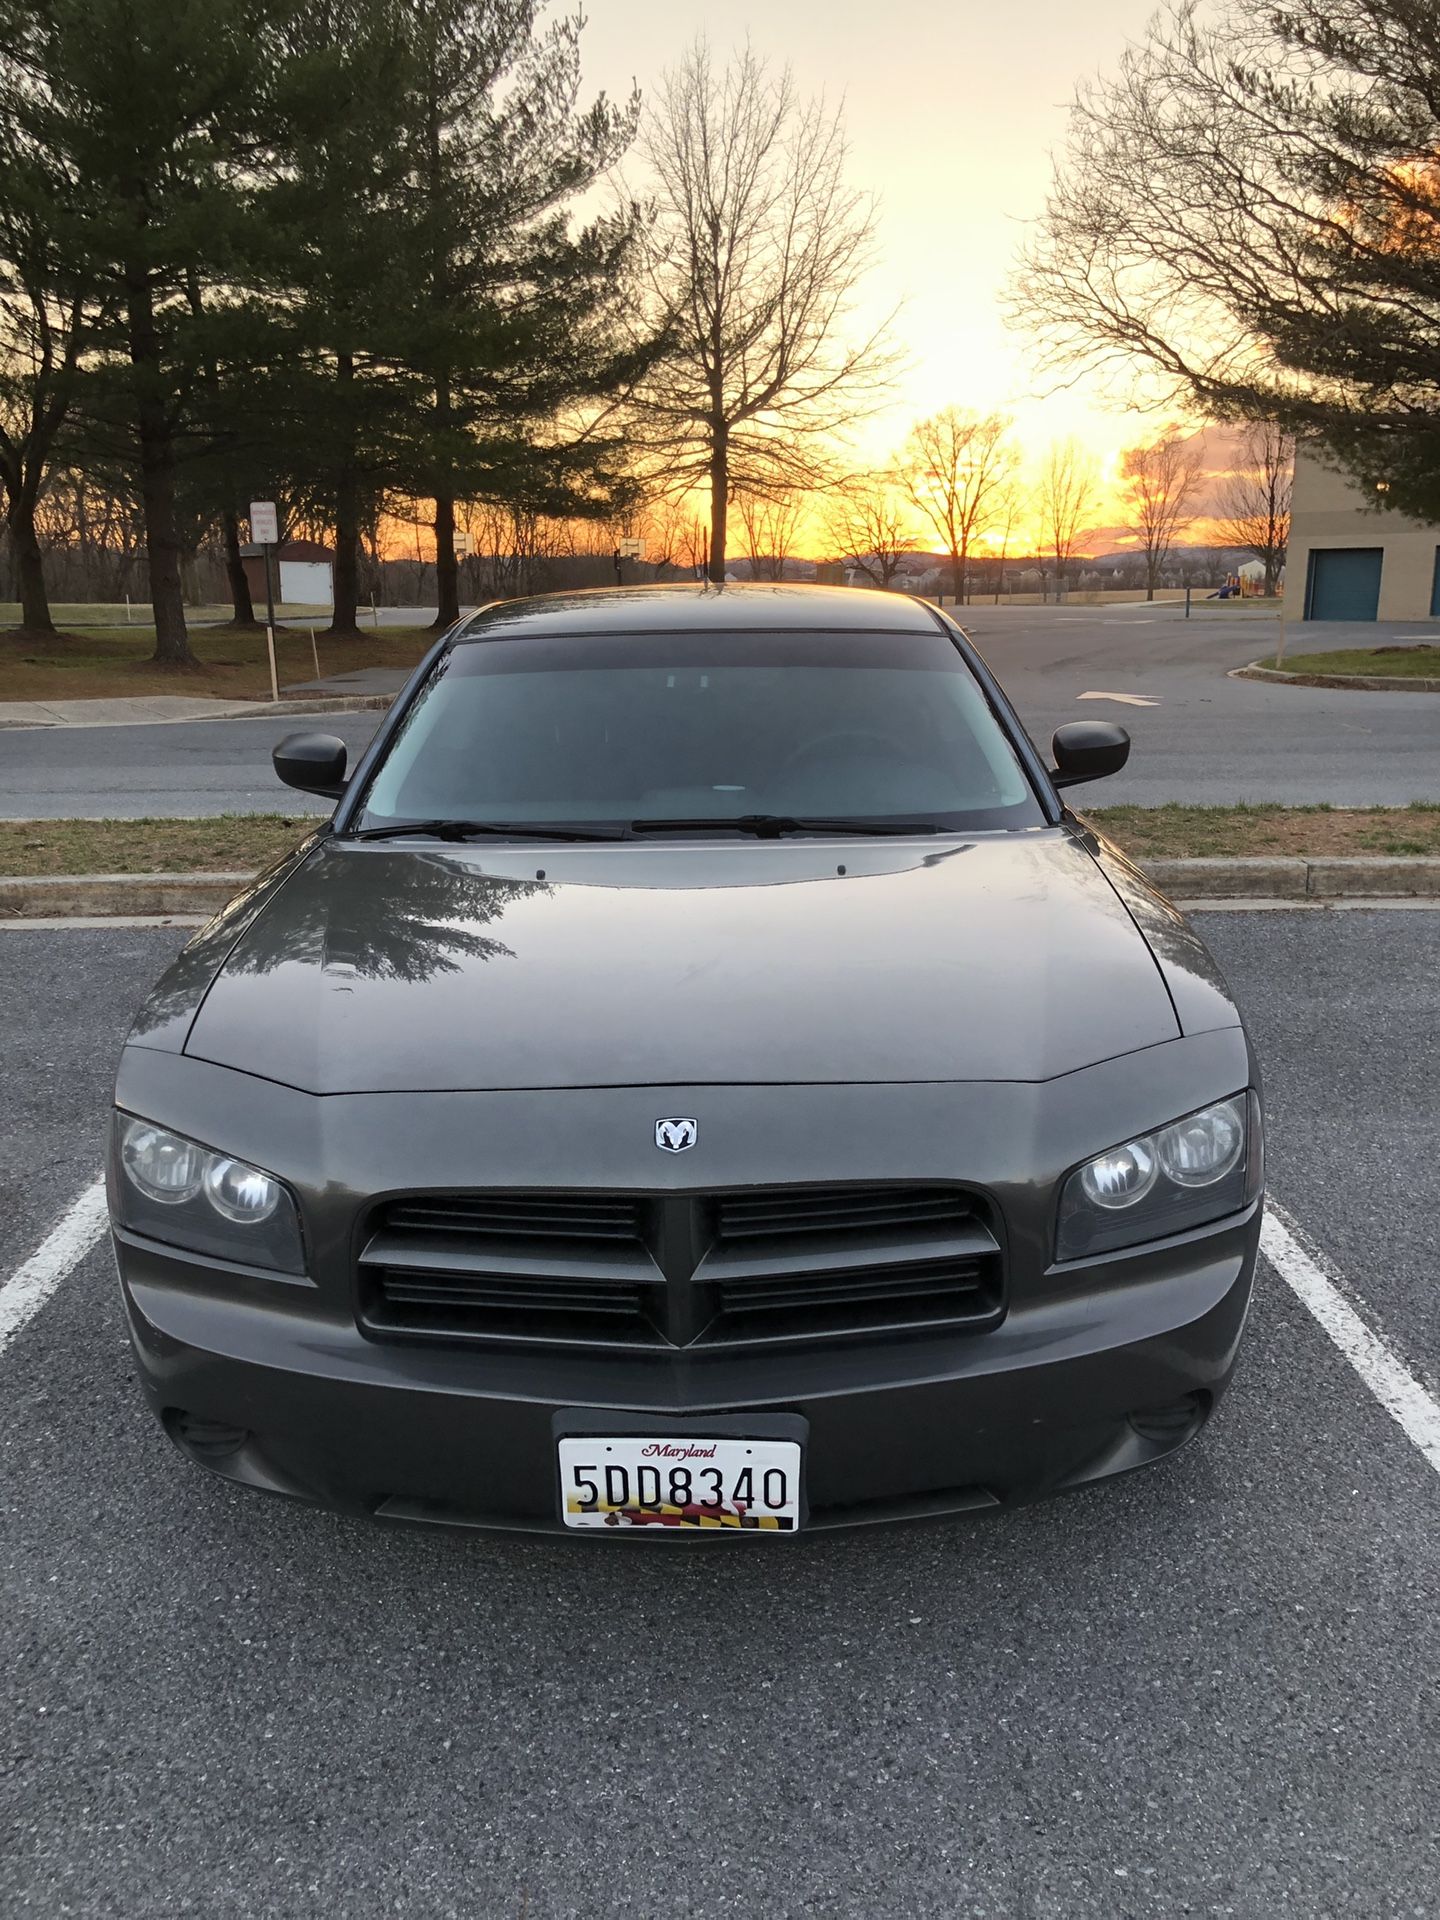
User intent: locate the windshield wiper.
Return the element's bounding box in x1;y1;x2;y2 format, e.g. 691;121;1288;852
353;818;626;843
627;814;945;838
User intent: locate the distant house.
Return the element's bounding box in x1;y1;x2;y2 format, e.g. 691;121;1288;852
241;539;334;609
1286;446;1438;621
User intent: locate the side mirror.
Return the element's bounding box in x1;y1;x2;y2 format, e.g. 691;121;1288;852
273;731;348;799
1050;720;1130;790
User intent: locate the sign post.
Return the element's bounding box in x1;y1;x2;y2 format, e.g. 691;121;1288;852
615;536;644;586
249;500;280;702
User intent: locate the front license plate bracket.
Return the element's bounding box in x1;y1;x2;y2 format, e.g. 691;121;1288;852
553;1409;809;1534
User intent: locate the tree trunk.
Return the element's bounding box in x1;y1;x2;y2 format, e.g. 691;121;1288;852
222;508;257;624
331;477;361;634
431;367;460;629
125;267;196;667
6;492;56;634
328;351;361;634
951;551;963;607
433;492;459;629
707;424;728;584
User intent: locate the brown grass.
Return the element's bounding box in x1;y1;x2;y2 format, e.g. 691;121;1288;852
1085;803;1440;860
0;814;314;875
4;804;1440;879
0;623;434;702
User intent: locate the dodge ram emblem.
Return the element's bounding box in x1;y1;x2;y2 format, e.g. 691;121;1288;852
655;1117;698;1153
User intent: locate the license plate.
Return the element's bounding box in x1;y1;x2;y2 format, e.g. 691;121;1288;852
557;1435;802;1531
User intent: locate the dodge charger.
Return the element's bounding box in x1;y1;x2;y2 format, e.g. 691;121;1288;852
108;585;1263;1534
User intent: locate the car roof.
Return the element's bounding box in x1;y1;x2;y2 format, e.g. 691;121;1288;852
455;583;946;640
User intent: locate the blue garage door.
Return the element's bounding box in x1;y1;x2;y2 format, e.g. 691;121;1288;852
1305;547;1382;621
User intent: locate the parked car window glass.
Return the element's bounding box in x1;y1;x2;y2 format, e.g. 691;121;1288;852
357;628;1044;830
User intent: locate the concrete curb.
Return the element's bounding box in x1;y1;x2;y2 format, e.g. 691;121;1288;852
217;694;397;722
1234;660;1440;693
4;856;1440;919
0;872;248;919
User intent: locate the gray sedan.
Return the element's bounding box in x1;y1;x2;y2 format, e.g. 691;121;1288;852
108;585;1262;1534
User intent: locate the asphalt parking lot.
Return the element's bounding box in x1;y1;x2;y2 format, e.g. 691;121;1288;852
2;909;1437;1917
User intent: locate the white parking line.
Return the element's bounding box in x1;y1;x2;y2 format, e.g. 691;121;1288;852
0;1178;109;1358
1262;1201;1440;1477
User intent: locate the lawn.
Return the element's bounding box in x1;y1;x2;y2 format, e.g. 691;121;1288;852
1085;802;1440;860
5;804;1440;878
0;621;434;701
1267;644;1440;679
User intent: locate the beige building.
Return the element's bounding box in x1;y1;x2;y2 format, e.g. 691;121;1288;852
1286;445;1440;622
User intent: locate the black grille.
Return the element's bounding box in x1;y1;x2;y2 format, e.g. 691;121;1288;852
359;1190;664;1348
714;1185;981;1242
385;1194;644;1243
701;1185;1002;1345
358;1184;1003;1350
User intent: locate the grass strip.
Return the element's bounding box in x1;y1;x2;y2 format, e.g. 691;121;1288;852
1264;646;1440;679
1083;802;1440;860
3;803;1439;879
1;624;433;702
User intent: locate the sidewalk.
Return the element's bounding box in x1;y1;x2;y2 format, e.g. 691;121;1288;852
0;671;408;730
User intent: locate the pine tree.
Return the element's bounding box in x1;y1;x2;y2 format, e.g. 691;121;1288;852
1;0;272;665
395;1;651;628
257;0;419;636
0;14;93;638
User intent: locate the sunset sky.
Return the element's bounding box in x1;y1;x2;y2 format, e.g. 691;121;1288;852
580;0;1200;540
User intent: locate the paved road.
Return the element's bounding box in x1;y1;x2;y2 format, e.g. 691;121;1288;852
0;710;383;821
0;606;1436;818
2;911;1437;1916
963;604;1440;807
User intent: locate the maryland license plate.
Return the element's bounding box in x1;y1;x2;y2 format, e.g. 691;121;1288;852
557;1435;802;1531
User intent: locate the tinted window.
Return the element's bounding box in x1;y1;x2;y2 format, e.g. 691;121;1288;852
358;628;1042;831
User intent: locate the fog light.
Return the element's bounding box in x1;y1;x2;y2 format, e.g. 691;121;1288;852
165;1410;250;1459
1128;1393;1207;1447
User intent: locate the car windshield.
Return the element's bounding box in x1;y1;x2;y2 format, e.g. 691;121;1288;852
354;626;1044;833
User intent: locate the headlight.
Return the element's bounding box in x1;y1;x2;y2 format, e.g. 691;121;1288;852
1056;1093;1260;1262
111;1114;304;1274
204;1156;282;1224
121;1123;206;1205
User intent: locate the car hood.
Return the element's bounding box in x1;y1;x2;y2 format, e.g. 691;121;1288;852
178;834;1184;1093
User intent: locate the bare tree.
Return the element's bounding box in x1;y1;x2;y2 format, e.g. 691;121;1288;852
986;481;1025;604
675;511;710;577
1120;429;1205;599
636;41;893;582
619;493;699;577
824;475;915;588
1010;0;1440;521
1215;423;1293;596
735;487;805;580
898;408;1017;606
1036;440;1099;600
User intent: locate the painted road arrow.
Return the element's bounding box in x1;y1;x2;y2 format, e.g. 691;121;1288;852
1077;691;1162;707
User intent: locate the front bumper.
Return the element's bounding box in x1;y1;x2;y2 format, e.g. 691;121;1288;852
112;1027;1261;1534
115;1207;1258;1533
